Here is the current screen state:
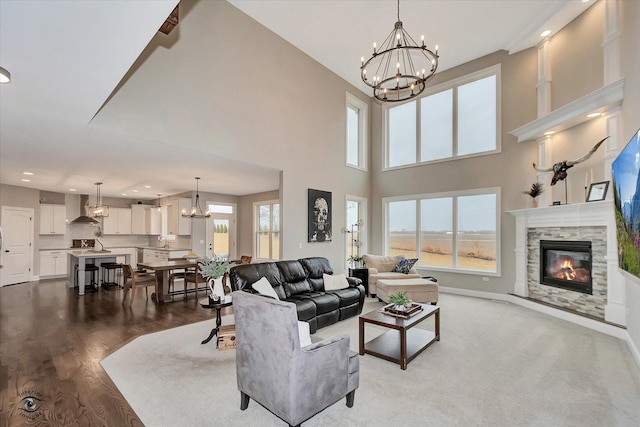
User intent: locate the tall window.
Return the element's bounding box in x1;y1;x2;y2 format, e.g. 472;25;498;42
386;65;500;168
255;201;279;260
385;188;499;274
346;93;368;170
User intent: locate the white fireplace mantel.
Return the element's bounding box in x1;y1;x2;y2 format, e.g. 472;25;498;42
508;200;626;326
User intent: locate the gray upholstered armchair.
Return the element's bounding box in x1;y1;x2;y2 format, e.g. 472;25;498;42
232;291;359;427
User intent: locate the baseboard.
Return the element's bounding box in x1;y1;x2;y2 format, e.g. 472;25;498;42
439;286;627;339
627;331;640;369
439;286;510;302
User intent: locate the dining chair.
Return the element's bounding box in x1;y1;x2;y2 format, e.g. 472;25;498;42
184;263;206;299
168;257;192;300
121;264;157;306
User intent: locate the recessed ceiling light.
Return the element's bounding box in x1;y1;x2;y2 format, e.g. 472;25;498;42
544;131;555;135
144;185;151;189
587;112;601;118
121;193;128;196
21;178;31;182
581;0;591;3
69;188;77;192
540;30;551;38
132;189;139;193
23;171;34;175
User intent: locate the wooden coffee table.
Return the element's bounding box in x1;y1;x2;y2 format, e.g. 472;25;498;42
359;304;440;370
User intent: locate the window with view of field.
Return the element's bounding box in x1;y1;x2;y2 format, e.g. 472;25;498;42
385;190;499;274
386;65;500;168
255;201;279;260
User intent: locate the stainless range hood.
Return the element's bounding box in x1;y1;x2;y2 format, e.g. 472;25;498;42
70;195;99;224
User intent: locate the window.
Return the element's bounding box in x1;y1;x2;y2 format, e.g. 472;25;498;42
346;93;368;170
255;201;279;260
385;65;500;168
385;188;499;274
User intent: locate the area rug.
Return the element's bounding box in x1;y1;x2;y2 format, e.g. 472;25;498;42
100;294;640;426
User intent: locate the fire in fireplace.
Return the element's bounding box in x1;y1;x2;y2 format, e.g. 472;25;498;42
539;240;592;295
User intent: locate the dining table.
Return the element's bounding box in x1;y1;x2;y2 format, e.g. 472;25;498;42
137;259;199;304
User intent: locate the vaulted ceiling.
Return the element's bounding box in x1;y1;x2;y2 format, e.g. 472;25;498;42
0;0;593;199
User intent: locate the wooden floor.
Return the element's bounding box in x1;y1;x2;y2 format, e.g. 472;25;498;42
0;278;220;426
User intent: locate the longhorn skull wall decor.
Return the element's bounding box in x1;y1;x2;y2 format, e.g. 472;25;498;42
532;137;609;185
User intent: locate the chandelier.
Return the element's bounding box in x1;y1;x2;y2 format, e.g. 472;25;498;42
91;182;109;217
182;177;211;218
360;0;439;102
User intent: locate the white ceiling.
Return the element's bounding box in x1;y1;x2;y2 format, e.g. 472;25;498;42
0;0;593;199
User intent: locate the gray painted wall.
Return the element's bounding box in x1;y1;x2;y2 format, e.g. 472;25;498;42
90;0;371;271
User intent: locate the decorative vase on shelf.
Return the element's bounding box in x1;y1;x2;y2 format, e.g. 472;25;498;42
529;198;538;209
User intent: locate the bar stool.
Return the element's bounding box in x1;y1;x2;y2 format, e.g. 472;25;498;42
102;262;123;289
75;263;99;293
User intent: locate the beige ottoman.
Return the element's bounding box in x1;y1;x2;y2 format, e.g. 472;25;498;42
377;278;439;304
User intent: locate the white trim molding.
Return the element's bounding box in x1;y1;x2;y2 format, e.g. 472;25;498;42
509;79;624;143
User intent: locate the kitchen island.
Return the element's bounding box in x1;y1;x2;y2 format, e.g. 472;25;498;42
68;250;131;295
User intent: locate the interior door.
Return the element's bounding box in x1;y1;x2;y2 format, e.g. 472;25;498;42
205;213;236;260
1;206;34;286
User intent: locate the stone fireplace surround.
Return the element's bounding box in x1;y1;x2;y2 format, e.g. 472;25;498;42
509;200;626;328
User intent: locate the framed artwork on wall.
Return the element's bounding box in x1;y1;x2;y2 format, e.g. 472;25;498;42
586;181;609;202
308;189;332;242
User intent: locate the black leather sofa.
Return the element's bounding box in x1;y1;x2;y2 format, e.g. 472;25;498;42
228;257;366;334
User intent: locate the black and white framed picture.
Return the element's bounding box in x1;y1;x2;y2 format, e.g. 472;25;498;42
586;181;609;202
308;189;332;242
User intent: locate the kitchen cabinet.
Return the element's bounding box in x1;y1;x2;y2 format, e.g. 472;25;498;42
143;248;190;264
131;205;146;234
40;204;66;234
147;207;161;235
102;208;132;234
131;205;161;235
40;250;68;277
167;198;191;236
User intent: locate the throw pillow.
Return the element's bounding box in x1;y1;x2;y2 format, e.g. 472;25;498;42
323;273;349;290
298;321;312;347
392;257;418;274
251;277;280;300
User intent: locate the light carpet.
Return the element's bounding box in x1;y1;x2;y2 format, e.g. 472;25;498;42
100;294;640;426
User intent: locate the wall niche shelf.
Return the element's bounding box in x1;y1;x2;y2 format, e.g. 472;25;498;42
509;78;624;143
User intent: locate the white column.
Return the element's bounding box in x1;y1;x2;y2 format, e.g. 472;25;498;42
513;214;528;297
537;135;553;207
603;107;622;183
536;38;552;118
603;0;621;85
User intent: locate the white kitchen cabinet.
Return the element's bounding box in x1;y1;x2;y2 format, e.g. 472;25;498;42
40;250;68;277
167;198;191;236
40;204;67;235
102;208;132;234
147;207;162;235
131;205;146;234
143;248;190;264
131;205;161;235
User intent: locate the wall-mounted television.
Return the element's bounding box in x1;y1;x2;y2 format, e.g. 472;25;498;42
612;128;640;278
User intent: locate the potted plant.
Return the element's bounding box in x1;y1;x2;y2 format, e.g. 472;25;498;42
347;255;366;269
523;182;544;208
388;291;411;311
198;256;230;301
